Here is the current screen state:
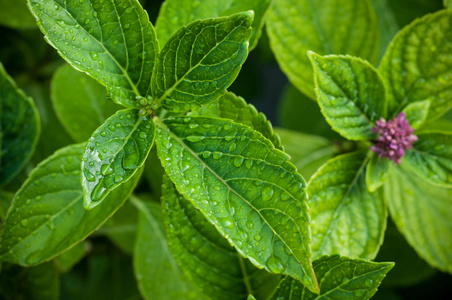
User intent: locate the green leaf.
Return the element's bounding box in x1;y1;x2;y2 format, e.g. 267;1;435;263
269;255;394;300
446;0;452;9
26;262;60;300
366;152;391;192
276;128;342;180
162;176;280;299
54;242;86;273
155;0;271;50
28;0;158;107
0;143;142;266
266;0;379;99
0;0;37;29
132;195;204;300
379;10;452;121
385;161;452;274
0;62;40;185
155;116;319;293
51;64;121;142
191;91;282;149
308;53;387;140
82;109;155;209
247;295;256;300
0;190;14;221
308;151;387;260
404;131;452;187
151;11;253;112
401;100;431;130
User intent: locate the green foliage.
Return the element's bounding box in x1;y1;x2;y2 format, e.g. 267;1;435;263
0;0;37;29
54;242;86;273
401;100;431;130
366;152;391;192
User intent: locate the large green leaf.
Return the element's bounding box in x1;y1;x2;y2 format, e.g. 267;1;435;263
308;151;387;260
162;176;280;299
51;64;120;142
269;255;394;300
155;116;319;293
132;195;204;300
379;10;452;120
155;0;271;50
266;0;379;99
191;91;282;149
405;131;452;187
151;12;253;112
82;109;155;209
0;62;40;185
385;161;452;273
308;53;387;140
28;0;158;107
0;143;142;266
0;0;37;29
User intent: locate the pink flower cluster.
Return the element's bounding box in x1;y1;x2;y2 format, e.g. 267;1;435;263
370;112;418;164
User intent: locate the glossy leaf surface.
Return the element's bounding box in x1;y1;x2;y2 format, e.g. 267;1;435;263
309;53;387;140
308;152;387;260
162;176;280;299
270;255;394;300
155;116;318;293
28;0;158;107
152;12;253;112
379;10;452;120
0;143;142;266
401;100;430;130
82;109;155;209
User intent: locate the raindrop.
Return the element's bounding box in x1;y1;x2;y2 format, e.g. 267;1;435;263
122;139;139;169
89;52;98;60
265;255;285;274
213;151;223;159
91;184;108;201
101;164;113;175
262;187;274;201
83;169;96;182
234;156;244;167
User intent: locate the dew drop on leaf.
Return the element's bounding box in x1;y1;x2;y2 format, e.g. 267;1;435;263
265;255;285;274
83;169;96;182
262;187;274;201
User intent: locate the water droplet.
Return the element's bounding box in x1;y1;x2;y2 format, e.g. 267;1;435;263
21;219;28;226
202;151;211;159
100;131;107;137
266;255;285;274
114;175;123;183
245;160;253;168
213;151;223;159
281;192;291;201
262;187;274;201
124;23;131;29
101;164;113;175
91;184;108;201
89;52;98;60
83;169;96;182
254;234;261;241
234;156;244;167
187;136;204;142
122;139;139;169
225;135;234;141
139;132;147;139
246;221;254;229
255;180;264;186
229;143;237;151
365;278;373;287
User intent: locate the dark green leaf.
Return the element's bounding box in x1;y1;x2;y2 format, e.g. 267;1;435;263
0;0;37;29
82;109;155;209
401;100;430;130
155;116;319;293
366;152;391;192
308;53;387;140
54;242;86;273
162;176;280;299
151;12;253;112
26;262;60;300
269;255;394;300
0;143;142;266
0;190;14;220
28;0;158;107
308;152;387;260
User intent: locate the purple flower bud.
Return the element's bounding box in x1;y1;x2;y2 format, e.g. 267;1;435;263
370;112;418;164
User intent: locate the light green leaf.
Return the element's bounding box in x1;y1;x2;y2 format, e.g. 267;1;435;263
0;0;37;29
366;152;391;192
51;64;121;142
266;0;379;99
308;151;387;260
379;10;452;121
0;62;40;186
404;131;452;187
82;109;155;209
385;161;452;273
0;143;142;266
155;0;271;50
276;128;342;180
401;100;431;130
151;11;253;112
132;195;204;300
54;242;86;273
446;0;452;9
28;0;158;107
247;295;256;300
162;176;280;299
269;255;394;300
155;116;319;293
308;53;387;140
191;91;282;149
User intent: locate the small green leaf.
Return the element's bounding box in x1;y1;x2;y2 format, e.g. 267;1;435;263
155;116;319;293
270;255;394;300
379;10;452;121
0;0;37;29
401;100;431;130
152;12;253;112
51;64;121;142
366;151;391;192
385;161;452;274
82;109;155;209
404;131;452;187
266;0;379;99
0;143;142;266
308;53;387;140
162;176;280;299
0;62;40;185
308;151;387;260
54;242;86;273
155;0;271;50
28;0;158;107
191;91;282;149
247;296;256;300
132;195;204;300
